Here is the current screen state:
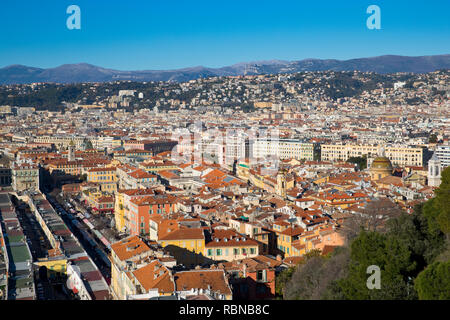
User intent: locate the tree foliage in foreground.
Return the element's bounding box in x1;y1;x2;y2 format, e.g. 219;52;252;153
414;261;450;300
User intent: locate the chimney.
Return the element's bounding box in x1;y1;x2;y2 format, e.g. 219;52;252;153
276;254;282;261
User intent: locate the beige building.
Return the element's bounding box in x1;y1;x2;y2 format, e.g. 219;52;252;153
0;105;12;114
12;164;40;192
253;139;315;161
33;136;85;149
204;229;260;262
321;144;424;167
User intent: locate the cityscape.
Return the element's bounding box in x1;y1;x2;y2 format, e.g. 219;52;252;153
0;1;449;307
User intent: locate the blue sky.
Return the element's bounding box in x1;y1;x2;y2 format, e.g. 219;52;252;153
0;0;449;70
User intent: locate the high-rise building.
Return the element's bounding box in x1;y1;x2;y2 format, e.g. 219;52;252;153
435;145;450;168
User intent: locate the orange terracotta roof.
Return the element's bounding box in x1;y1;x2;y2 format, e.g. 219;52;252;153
129;169;157;179
159;228;205;241
132;260;175;293
174;270;232;295
111;236;151;261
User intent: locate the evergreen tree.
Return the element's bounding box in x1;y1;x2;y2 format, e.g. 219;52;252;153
415;261;450;300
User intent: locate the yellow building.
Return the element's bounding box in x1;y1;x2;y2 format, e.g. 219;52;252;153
276;225;305;257
247;168;294;196
113;188;159;233
88;167;117;193
254;101;273;109
291;232;319;257
204;239;260;262
158;228;206;266
369;156;393;181
114;192;126;232
87;167;117;183
35;258;68;277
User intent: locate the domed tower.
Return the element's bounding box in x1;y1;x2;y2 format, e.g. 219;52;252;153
369;147;393;181
68;140;75;162
427;152;441;187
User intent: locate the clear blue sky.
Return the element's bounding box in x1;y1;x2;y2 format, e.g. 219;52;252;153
1;0;449;70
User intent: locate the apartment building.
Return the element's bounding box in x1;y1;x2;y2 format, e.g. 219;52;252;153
33;136;85;149
114;188;160;233
93;136;122;151
12;164;40;192
110;236;174;300
253;139;315;161
123;140;178;155
321;144;425;167
435;145;450;168
158;227;206;266
204;229;260;262
228;217;274;254
223;132;251;167
127;195;179;236
87;167;118;193
110;235;232;300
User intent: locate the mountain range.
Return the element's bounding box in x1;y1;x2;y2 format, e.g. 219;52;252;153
1;54;449;84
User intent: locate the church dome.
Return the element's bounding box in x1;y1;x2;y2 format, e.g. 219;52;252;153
371;156;393;170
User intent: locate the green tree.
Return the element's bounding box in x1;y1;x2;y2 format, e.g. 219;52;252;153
408;203;447;264
433;166;450;234
283;247;350;300
428;133;438;144
85;140;93;150
337;231;417;299
415;261;450;300
275;266;296;298
346;155;367;170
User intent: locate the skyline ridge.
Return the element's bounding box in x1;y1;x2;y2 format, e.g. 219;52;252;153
1;53;450;85
2;53;450;73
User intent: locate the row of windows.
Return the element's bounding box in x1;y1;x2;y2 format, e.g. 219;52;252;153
160;240;203;248
278;245;290;254
91;175;114;180
149;208;172;214
207;247;256;256
99;203;114;209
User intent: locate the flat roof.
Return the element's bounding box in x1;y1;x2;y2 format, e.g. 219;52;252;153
9;245;31;264
0;193;12;206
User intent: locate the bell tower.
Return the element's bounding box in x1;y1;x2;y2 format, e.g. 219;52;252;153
68;140;76;162
277;168;287;198
428;152;441;187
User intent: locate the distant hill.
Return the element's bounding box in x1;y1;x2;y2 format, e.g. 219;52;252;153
1;54;449;84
